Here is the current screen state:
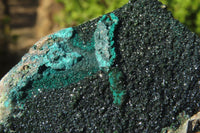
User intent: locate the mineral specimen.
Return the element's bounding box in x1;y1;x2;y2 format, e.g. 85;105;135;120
1;0;200;132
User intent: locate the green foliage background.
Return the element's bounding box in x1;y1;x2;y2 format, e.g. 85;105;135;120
55;0;128;27
55;0;200;36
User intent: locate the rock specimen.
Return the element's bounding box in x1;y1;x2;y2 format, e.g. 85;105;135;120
0;0;200;132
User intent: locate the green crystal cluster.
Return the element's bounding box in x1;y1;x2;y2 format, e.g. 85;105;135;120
1;13;122;120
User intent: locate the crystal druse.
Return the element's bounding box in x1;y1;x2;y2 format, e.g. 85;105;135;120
1;0;200;132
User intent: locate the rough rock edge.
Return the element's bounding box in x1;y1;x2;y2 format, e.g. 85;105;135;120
162;111;200;133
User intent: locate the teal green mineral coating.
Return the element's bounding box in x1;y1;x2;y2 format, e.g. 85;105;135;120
4;100;10;108
44;42;82;70
30;26;99;92
111;89;125;104
94;13;119;71
3;13;121;109
108;68;125;105
3;26;100;108
71;33;95;51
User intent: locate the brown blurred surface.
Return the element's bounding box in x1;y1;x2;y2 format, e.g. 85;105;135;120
0;0;62;78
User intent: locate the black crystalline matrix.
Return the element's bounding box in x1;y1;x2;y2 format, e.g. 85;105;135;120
1;0;200;132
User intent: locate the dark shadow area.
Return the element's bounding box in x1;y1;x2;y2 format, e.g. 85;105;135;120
9;0;38;28
0;0;39;79
8;0;38;5
0;52;22;78
10;13;37;28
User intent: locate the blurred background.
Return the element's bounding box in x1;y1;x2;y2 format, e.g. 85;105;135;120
0;0;200;78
